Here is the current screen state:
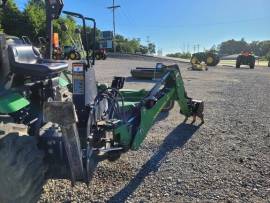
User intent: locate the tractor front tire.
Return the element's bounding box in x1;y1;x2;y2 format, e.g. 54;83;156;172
68;51;77;60
75;52;81;60
250;60;255;69
96;54;101;60
0;132;46;203
190;56;199;65
236;59;241;68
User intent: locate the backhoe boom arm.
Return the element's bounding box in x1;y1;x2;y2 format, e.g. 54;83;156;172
114;64;203;150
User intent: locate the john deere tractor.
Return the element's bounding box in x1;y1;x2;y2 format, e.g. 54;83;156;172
236;51;255;69
191;51;220;66
0;1;204;202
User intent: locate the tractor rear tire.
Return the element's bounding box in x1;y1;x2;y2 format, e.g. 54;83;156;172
206;53;220;66
0;131;46;203
206;56;215;66
190;56;199;65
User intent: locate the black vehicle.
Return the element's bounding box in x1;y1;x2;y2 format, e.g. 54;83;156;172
95;48;107;60
236;51;256;69
63;45;81;60
191;51;220;66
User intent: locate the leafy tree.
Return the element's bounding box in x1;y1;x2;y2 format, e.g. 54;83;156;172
217;39;270;57
249;41;260;55
24;0;46;41
210;45;217;52
258;41;270;57
115;35;141;54
0;0;155;54
24;0;78;46
148;42;156;54
265;51;270;61
0;0;27;37
219;39;249;55
166;52;191;59
54;16;77;46
139;45;148;54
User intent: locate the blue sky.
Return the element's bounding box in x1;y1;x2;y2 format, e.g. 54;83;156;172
15;0;270;54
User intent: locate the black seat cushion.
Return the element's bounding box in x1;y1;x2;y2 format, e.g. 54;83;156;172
8;45;68;77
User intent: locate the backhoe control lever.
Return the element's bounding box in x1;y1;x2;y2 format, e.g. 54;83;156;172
111;77;125;90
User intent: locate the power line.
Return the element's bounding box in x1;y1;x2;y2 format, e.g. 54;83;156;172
107;0;120;52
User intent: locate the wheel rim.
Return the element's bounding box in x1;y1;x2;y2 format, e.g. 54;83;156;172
191;57;197;64
207;56;214;64
70;53;76;60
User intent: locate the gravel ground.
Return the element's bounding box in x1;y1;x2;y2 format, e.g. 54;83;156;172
40;58;270;203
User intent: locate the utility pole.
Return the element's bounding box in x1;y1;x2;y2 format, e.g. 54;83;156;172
197;44;200;52
107;0;120;53
193;45;196;53
146;36;150;54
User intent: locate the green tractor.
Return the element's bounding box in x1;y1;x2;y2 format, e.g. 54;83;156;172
95;48;107;60
191;52;220;66
0;1;204;202
236;51;256;69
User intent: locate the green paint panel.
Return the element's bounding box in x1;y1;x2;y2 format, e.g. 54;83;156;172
173;70;192;116
0;92;29;113
59;77;69;87
131;88;176;150
120;89;148;102
119;101;139;112
120;89;148;111
114;123;131;147
113;67;194;151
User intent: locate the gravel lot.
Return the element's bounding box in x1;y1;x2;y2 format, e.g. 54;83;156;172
40;57;270;203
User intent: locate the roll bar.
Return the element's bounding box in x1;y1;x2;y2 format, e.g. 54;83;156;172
63;11;96;68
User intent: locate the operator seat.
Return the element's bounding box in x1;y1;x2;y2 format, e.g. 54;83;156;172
8;45;68;78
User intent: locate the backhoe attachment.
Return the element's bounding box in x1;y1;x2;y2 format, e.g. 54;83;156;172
43;63;204;185
115;64;204;150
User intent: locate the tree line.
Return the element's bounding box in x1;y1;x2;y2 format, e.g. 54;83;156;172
167;38;270;60
217;38;270;59
166;52;191;59
0;0;155;54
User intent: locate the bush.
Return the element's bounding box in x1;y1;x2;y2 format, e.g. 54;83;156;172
166;52;191;59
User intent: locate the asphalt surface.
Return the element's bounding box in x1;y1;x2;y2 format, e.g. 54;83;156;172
39;57;270;203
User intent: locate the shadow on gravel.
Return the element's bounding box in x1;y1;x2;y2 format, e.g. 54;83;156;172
108;123;201;203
